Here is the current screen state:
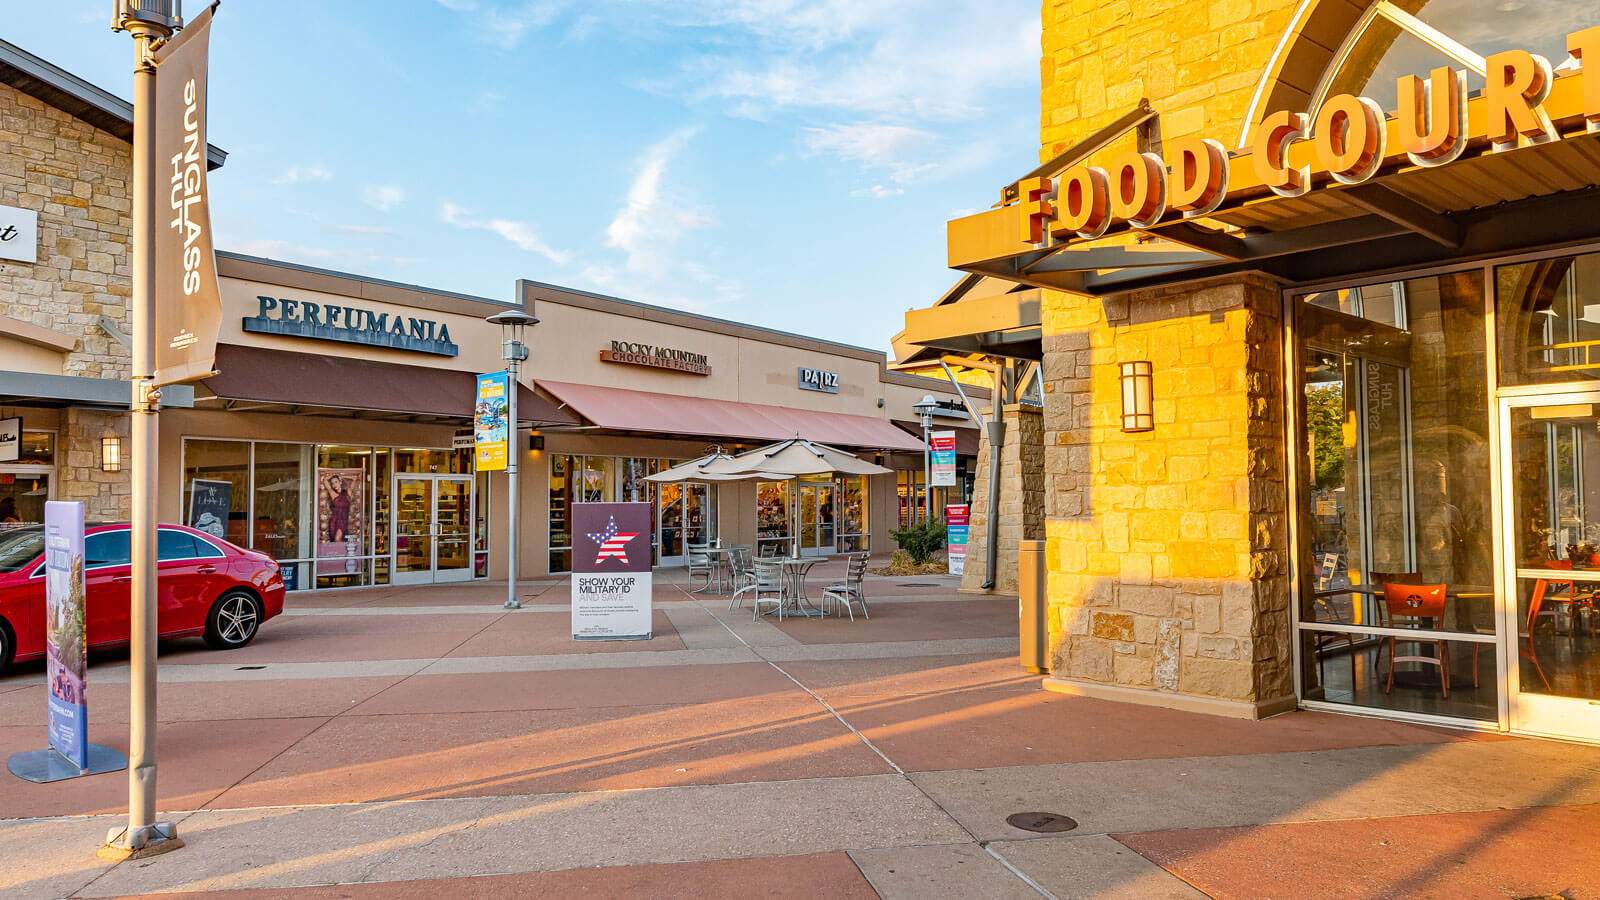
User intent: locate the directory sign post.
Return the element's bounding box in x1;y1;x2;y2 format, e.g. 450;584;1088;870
946;504;970;577
474;371;510;471
571;502;653;641
930;431;957;487
44;501;88;771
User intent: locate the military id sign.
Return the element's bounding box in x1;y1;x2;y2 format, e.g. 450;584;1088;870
571;502;653;641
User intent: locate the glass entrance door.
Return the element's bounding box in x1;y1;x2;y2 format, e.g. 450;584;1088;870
1502;391;1600;742
798;483;837;557
659;481;712;566
392;475;474;586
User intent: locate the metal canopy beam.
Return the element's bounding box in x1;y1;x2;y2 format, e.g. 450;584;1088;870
1339;182;1462;248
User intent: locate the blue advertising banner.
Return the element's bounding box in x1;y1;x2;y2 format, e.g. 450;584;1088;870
474;371;510;472
930;430;957;487
571;502;653;641
44;501;87;771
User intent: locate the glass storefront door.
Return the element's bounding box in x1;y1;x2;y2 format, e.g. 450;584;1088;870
1502;392;1600;742
659;481;712;565
798;483;837;557
393;474;474;585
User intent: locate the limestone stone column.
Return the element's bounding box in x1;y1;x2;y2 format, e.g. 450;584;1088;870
960;402;1045;594
59;407;132;521
1037;274;1295;719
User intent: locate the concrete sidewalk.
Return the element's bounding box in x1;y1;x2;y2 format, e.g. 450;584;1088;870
2;564;1596;898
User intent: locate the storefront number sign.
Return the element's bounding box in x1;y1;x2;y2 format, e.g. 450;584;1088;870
946;504;969;577
474;372;510;472
930;430;957;486
571;502;653;641
44;501;88;771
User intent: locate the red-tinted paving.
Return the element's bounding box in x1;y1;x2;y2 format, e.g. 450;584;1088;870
1116;803;1600;899
772;597;1017;644
97;852;878;900
443;609;685;657
207;693;892;807
347;663;796;715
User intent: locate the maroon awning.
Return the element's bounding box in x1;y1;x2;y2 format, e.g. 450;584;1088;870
202;344;578;424
892;420;982;456
538;379;926;451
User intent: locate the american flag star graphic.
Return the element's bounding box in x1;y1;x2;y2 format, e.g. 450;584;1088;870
587;516;640;566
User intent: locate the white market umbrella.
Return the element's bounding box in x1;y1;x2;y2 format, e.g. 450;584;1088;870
720;438;892;477
644;450;791;483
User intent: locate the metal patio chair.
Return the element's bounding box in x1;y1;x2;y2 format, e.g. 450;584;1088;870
733;559;786;620
822;553;871;621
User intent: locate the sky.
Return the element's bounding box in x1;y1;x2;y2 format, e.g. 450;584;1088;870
11;1;1041;354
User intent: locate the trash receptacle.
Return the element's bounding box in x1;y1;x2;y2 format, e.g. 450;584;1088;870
1018;539;1048;674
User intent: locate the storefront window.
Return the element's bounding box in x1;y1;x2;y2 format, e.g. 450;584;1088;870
475;468;489;578
549;454;574;573
0;429;54;526
898;470;932;526
394;447;467;474
582;456;614;502
315;446;372;589
838;476;869;552
252;442;308;590
1295;271;1496;720
1497;250;1600;387
183;440;250;546
374;448;391;585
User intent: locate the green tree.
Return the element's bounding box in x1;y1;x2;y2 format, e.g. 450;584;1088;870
1304;383;1346;490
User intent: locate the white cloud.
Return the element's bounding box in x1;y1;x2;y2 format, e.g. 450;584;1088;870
851;185;903;199
362;184;407;212
435;0;477;9
440;202;571;265
803;122;936;183
482;1;566;48
231;238;339;262
605;127;711;266
270;165;332;185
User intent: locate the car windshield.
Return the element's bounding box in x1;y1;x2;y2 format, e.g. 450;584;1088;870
0;527;44;573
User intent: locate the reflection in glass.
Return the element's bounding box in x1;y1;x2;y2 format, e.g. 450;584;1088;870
183;440;250;546
1498;252;1600;386
1299;630;1496;721
548;454;573;573
251;441;305;571
1510;406;1600;703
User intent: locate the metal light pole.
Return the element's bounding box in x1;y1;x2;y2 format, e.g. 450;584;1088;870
105;0;181;858
914;394;938;523
487;309;538;610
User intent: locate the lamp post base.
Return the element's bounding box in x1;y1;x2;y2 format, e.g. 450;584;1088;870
504;599;521;609
99;822;183;861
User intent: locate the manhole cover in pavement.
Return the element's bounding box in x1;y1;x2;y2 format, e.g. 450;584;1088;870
1007;812;1078;833
898;582;942;587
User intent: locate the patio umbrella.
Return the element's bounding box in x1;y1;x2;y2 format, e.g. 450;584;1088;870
643;450;792;483
718;438;892;477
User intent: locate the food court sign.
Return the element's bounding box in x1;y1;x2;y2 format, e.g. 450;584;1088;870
950;27;1600;264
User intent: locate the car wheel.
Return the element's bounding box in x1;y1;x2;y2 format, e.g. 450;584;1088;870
0;617;13;674
203;591;263;650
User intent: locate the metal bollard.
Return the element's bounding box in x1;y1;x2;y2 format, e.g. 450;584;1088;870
1018;539;1048;674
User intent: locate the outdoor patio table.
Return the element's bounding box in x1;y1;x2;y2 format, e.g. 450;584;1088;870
778;556;825;618
693;547;734;595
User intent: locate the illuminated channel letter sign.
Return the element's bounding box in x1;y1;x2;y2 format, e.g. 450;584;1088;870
953;24;1600;265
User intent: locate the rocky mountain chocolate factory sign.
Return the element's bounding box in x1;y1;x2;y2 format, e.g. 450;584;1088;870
600;341;711;375
242;295;459;357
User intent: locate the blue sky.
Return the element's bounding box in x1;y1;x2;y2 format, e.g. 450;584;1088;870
13;1;1040;353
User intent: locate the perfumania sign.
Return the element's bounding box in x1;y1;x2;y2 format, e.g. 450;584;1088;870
242;296;459;357
600;340;712;375
956;25;1600;261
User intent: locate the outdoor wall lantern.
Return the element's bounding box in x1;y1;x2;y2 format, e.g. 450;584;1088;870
1119;361;1154;433
101;436;122;472
529;433;544;451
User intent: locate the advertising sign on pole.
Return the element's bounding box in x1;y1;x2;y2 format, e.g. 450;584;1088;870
151;4;222;387
946;503;970;576
475;371;510;472
45;501;88;771
930;430;958;487
571;502;653;641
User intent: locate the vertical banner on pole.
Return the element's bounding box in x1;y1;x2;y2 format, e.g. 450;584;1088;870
151;3;222;387
571;502;653;640
930;431;957;487
945;504;970;576
474;372;510;471
45;501;88;771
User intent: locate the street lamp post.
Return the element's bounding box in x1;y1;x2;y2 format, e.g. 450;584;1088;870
913;394;938;523
487;309;538;610
105;0;182;859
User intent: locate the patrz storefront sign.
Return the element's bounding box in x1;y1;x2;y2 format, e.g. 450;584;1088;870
798;366;839;393
600;341;711;375
242;296;459;357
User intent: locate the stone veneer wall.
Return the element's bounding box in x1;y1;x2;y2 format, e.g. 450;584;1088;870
0;80;133;379
58;407;131;521
1040;275;1294;715
960;404;1045;594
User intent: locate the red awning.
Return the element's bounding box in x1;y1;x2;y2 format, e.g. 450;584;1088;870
537;380;926;451
202;344;579;424
893;420;981;456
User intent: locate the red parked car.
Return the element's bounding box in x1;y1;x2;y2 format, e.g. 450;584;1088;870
0;523;285;673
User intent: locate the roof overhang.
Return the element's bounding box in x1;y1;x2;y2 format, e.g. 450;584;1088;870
948;72;1600;296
